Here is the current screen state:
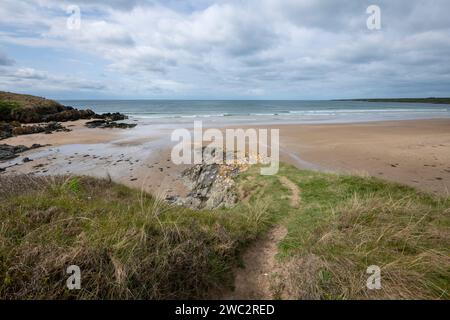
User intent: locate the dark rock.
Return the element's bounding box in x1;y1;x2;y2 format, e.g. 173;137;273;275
0;143;44;161
42;108;96;122
165;195;178;202
85;119;136;129
22;157;32;163
0;122;14;139
85;120;107;128
7;104;96;123
105;122;136;129
10;122;70;137
95;112;128;121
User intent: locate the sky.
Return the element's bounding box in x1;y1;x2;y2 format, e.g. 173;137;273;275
0;0;449;100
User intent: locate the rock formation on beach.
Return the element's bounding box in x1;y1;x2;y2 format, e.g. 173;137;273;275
0;91;134;140
85;119;137;129
0;143;44;161
0;91;96;123
173;147;247;209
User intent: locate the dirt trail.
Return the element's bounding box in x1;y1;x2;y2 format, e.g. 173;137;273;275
222;176;300;299
279;176;301;207
223;225;288;299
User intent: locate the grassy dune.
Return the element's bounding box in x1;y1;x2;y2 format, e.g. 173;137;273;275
0;163;449;299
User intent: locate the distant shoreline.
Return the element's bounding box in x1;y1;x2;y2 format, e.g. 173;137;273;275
334;97;450;105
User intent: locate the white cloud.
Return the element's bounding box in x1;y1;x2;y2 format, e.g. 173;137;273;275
0;0;449;98
0;67;106;91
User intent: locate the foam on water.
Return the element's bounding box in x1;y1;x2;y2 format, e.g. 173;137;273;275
61;100;450;127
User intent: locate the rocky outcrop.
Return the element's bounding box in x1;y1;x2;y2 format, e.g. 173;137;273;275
94;112;127;121
40;107;96;123
0;122;13;139
0;143;44;161
12;122;71;135
5;104;96;123
0;122;70;139
85;119;136;129
0;91;131;124
172;147;246;209
0;91;133;138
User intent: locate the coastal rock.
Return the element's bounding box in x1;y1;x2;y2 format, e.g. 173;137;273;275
1;91;126;124
42;108;96;122
175;147;241;210
11;122;71;136
0;123;14;139
94;112;128;121
85;119;136;129
9;105;97;123
0;121;70;140
0;143;44;161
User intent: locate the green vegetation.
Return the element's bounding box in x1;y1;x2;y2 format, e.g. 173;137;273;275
0;100;21;119
0;91;66;123
239;165;450;299
0;175;278;299
338;98;450;105
0;164;449;299
0;91;61;110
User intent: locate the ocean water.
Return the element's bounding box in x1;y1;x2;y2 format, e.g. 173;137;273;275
60;100;450;126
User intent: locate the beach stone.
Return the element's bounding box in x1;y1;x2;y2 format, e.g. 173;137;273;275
0;123;14;139
95;112;127;121
9;122;70;137
0;143;44;161
177;147;241;210
85;119;136;129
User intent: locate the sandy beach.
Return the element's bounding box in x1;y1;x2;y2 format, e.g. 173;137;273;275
276;119;450;195
2;118;450;196
3;119;120;146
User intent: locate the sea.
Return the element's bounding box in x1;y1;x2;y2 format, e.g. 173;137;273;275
60;100;450;127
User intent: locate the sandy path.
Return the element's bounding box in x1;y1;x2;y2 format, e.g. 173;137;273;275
223;226;288;300
223;176;299;300
279;176;301;207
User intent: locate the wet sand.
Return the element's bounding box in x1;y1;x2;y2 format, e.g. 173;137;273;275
1;118;449;196
1;119;189;198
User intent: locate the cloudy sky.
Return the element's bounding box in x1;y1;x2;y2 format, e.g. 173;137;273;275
0;0;449;99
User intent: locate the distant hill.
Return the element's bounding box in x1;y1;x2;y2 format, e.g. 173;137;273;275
0;91;95;123
0;91;63;109
336;98;450;105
